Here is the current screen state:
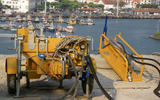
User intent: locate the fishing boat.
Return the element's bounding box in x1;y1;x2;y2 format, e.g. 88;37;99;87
48;23;55;32
34;16;40;23
65;25;74;33
54;30;65;38
16;15;22;23
68;18;76;25
79;19;87;25
87;18;94;25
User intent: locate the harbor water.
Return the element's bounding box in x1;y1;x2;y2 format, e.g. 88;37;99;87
0;18;160;55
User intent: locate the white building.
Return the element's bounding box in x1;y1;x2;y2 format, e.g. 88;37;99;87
1;0;42;13
94;0;116;10
46;0;59;3
140;0;151;4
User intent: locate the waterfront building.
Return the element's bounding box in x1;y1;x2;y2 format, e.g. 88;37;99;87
131;8;160;15
77;0;95;3
140;0;151;4
46;0;59;2
1;0;43;13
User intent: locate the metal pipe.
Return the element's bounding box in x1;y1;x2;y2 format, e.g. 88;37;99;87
45;39;52;56
36;38;39;58
62;56;66;79
15;39;21;97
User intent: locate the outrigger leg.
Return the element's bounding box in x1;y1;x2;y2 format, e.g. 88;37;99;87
15;36;23;98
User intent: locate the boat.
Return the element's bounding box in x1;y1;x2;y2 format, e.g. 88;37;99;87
68;18;76;25
10;26;17;31
27;15;32;21
27;21;34;29
2;24;9;30
56;25;66;32
48;23;55;32
16;15;22;23
54;30;65;38
56;16;64;23
34;16;40;23
1;17;6;22
65;25;74;33
79;19;87;25
48;15;53;23
9;21;18;31
87;18;94;25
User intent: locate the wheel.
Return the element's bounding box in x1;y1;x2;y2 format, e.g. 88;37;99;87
7;74;16;94
82;74;94;94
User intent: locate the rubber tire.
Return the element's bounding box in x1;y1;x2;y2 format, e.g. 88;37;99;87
7;74;16;94
82;74;94;94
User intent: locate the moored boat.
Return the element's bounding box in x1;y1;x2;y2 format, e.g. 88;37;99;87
65;25;74;33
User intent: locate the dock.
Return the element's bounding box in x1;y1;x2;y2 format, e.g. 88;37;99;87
0;54;159;100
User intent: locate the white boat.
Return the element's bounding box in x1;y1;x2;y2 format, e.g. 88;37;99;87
87;18;94;25
34;16;40;23
54;29;65;38
65;25;74;33
48;23;55;32
10;27;17;31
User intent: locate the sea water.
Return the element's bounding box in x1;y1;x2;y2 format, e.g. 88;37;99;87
0;18;160;55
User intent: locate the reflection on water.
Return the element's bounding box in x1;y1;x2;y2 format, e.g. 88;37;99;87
0;18;160;54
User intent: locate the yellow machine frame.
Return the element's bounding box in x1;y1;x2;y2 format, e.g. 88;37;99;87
5;28;97;98
99;33;144;81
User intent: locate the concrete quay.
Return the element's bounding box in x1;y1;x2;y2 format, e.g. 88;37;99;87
0;54;159;100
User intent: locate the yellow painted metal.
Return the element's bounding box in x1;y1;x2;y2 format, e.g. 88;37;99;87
6;57;17;74
14;28;89;80
99;33;144;81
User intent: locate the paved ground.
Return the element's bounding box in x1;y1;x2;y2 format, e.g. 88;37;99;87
0;54;160;100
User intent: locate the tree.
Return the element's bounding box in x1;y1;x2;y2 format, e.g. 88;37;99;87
119;2;124;9
0;1;2;6
114;1;125;10
88;2;98;8
98;4;104;9
136;4;158;8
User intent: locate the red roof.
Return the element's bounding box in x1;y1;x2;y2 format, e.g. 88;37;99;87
131;8;160;13
132;0;140;3
80;8;97;11
102;0;116;4
94;0;126;5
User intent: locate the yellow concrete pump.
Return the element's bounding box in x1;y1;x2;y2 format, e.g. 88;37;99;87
5;28;97;98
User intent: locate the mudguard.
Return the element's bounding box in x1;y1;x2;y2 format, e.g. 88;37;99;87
6;57;17;74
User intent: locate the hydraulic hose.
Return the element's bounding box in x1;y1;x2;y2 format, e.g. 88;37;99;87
59;55;84;100
86;55;114;100
130;55;160;66
132;58;160;97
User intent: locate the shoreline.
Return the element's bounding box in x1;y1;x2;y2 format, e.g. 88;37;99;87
0;14;160;19
150;35;160;40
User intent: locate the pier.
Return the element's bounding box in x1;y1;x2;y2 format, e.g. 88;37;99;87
0;13;160;19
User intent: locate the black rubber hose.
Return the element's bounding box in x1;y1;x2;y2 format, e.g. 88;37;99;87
133;59;160;97
86;55;114;100
59;57;81;100
131;55;160;66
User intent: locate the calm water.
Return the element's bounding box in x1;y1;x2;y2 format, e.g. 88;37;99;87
0;18;160;55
